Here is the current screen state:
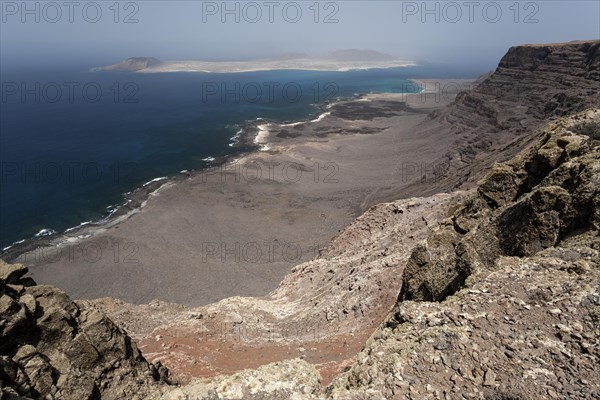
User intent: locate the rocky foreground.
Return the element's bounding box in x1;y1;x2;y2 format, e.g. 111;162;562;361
2;41;600;399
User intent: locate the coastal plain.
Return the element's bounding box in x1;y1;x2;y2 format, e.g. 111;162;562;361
14;81;466;306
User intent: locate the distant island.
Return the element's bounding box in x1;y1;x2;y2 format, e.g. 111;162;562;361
91;49;415;73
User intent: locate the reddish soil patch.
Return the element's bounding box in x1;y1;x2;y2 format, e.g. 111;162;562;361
139;323;377;386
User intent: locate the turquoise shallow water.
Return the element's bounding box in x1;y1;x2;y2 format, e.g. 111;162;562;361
0;65;471;250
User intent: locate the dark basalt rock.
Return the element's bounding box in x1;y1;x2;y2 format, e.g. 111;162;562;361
399;109;599;302
0;261;171;400
432;40;600;184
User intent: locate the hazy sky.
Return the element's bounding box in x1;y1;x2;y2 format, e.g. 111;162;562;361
1;0;599;70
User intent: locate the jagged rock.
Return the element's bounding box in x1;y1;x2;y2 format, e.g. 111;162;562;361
400;109;600;302
400;228;475;302
330;242;600;399
497;186;571;256
477;164;519;208
151;360;172;384
0;260;170;400
451;196;489;234
0;263;29;286
164;359;321;400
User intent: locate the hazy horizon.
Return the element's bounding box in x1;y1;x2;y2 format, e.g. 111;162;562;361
1;1;598;72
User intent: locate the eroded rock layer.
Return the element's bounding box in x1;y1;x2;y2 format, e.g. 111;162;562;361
328;108;600;400
0;262;170;399
402;40;600;196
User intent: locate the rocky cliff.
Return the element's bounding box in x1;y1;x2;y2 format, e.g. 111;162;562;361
401;40;600;196
145;107;599;400
327;108;600;400
2;41;600;399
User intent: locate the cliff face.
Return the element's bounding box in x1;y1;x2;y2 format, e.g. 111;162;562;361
163;109;599;400
400;110;600;303
143;109;598;400
405;40;600;196
486;41;598;113
87;191;465;386
445;41;599;134
2;41;600;399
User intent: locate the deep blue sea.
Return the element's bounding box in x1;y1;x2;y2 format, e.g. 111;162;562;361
0;64;476;250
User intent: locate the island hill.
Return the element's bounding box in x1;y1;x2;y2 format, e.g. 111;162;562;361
91;49;415;73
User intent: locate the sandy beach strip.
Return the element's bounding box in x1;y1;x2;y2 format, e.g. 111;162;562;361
136;59;417;74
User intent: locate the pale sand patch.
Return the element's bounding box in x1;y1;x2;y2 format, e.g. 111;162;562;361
137;59;416;74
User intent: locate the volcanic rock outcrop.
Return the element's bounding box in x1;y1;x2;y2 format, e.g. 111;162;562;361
399;109;600;302
93;57;162;72
149;107;599;400
405;40;600;196
0;261;171;399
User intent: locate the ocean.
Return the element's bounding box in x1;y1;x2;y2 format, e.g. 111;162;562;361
0;64;473;251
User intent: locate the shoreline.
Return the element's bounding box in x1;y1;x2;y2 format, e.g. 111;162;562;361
94;60;417;74
1;79;453;260
136;65;417;74
3;78;474;306
0;87;414;262
1;77;459;262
